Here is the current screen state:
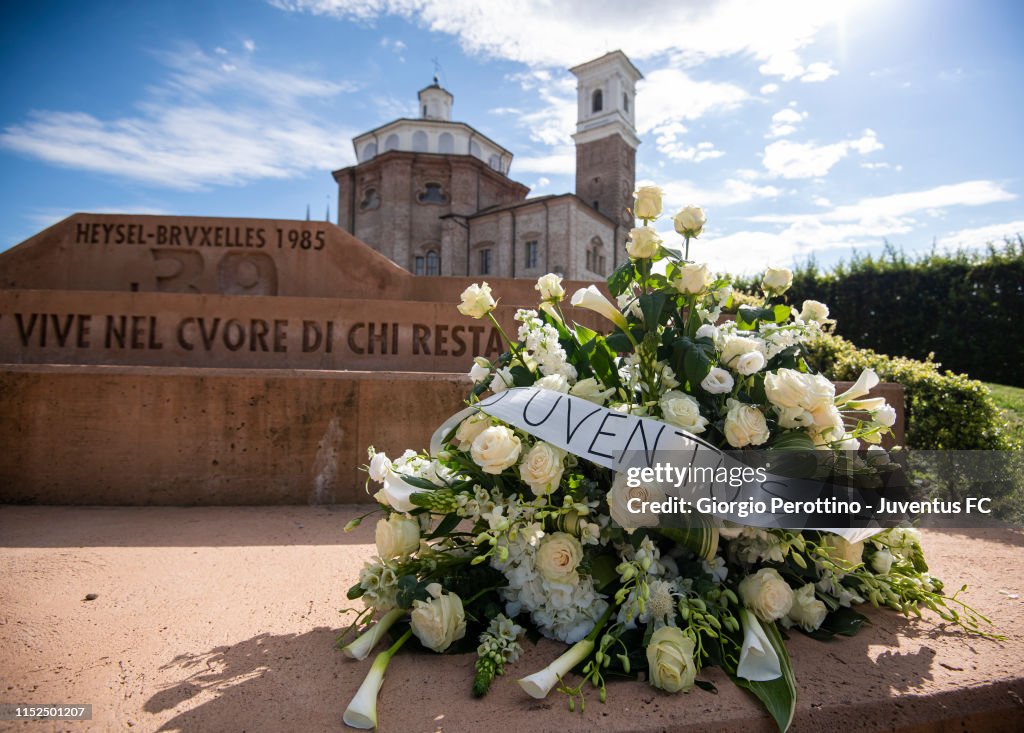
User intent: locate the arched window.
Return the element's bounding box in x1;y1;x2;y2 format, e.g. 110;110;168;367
426;250;440;276
418;182;449;205
438;132;454;154
488;154;500;170
589;236;606;275
360;142;377;162
384;133;400;151
359;187;380;211
469;141;482;159
412;130;428;152
592;89;603;113
623;93;629;112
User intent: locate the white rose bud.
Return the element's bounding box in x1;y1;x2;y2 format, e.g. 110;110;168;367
375;514;420;559
764;369;810;409
470;425;522;474
535;373;570;393
634;185;664;220
569;377;615;405
454;411;491;447
701;367;734;395
734;351;766;376
410;584;467;653
489;366;515;394
871;548;894;575
535;273;565;302
660;390;708;434
800;299;830;322
738;567;794;622
646;626;697;693
535;532;583;584
674;262;710;294
673;205;706;238
721;335;765;369
468;356;491;383
786;583;828;632
457;282;497;319
626;227;661;259
873;404;897;428
761;267;793;296
723;399;770;448
368;452;392;483
519;442;566;496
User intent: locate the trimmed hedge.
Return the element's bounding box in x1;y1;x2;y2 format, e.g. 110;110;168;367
807;332;1019;451
785;240;1024;387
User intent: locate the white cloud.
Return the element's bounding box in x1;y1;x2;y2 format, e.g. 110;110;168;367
1;47;359;190
272;0;847;75
243;39;256;52
636;68;748;134
762;129;882;178
652;124;724;162
767;107;807;138
760;83;780;94
799;61;838;82
651;177;782;209
937;220;1024;250
758;53;837;83
861;161;902;171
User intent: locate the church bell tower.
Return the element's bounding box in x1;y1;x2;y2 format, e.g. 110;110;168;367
570;51;642;258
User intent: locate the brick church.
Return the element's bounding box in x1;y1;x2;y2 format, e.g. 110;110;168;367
332;51;641;281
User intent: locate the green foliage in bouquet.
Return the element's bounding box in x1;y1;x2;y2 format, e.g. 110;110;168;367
336;186;996;732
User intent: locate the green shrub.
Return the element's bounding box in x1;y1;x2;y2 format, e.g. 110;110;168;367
783;239;1024;387
807;332;1019;451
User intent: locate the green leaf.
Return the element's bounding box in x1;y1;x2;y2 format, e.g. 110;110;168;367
684;346;712;389
427;513;461;540
639;293;668;332
806;607;869;640
346;583;365;600
605;330;633;353
769;431;817;452
732;617;797;732
396;473;443;491
608;262;635;296
589;553;620;591
510;364;534;387
655;520;719;562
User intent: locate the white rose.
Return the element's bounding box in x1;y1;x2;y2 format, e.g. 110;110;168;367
368;452;392;483
454;412;491;447
871;548;894;575
646;626;697;693
569;377;615;405
375;514;420;559
695;324;718;341
535;373;570;393
457;282;496;319
723;399;770;448
764;369;810;409
721;336;765;369
674;262;710;294
626;227;661;259
701;367;734;395
489;366;514;393
873;404;897;428
800;299;829;322
535;532;583;584
761;267;793;295
673;205;706;237
738;567;794;622
410;583;467;653
519;442;566;496
468;357;491;383
470;425;522;474
634;185;664;219
571;285;628;330
804;374;836;410
535;273;565;302
660;390;708;434
608;472;664;531
825;536;864;568
734;351;766;376
786;583;827;632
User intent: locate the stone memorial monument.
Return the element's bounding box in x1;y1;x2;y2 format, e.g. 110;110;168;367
0;214;604;505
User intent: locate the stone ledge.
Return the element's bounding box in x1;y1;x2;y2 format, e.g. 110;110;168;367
0;505;1020;732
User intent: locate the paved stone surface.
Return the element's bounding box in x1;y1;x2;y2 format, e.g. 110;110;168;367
1;505;1022;732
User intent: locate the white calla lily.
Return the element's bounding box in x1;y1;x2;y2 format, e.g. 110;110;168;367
736;609;782;682
342;629;412;729
340;608;405;661
570;285;628;330
518;638;595;699
835;368;880;405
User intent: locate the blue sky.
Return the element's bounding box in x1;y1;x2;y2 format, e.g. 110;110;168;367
1;0;1022;273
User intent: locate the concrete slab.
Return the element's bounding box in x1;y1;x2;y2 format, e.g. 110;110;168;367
0;505;1021;732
